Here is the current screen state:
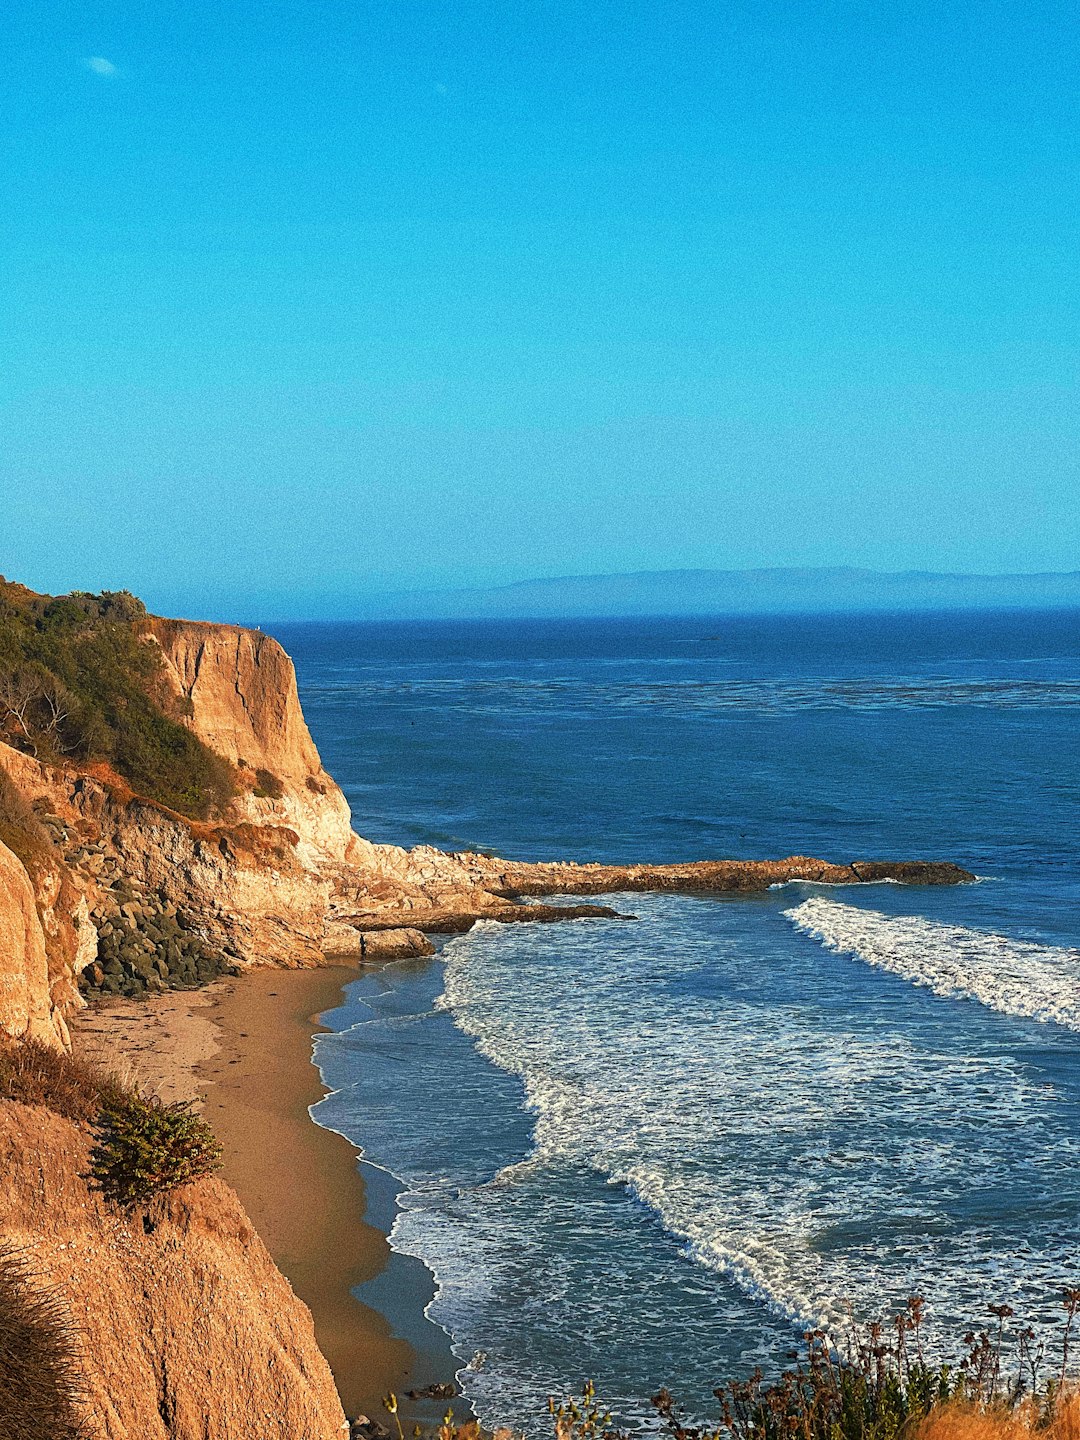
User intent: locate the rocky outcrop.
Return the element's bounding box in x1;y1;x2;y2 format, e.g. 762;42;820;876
326;844;975;935
0;1099;348;1440
465;852;974;895
0;741;333;983
0;841;65;1049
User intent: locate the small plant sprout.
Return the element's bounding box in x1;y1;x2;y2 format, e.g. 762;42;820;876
1060;1289;1080;1394
384;1392;405;1440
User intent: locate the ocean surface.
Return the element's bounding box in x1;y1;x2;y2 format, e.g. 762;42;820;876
267;610;1080;1430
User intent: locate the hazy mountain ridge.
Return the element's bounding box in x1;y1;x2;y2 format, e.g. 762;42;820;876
369;567;1080;620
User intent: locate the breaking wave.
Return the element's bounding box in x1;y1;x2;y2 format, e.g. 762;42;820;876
786;898;1080;1031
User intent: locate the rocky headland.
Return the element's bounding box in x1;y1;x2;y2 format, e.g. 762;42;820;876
0;579;974;1438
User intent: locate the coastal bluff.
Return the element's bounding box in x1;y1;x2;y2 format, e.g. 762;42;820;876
0;1099;347;1439
0;583;973;1438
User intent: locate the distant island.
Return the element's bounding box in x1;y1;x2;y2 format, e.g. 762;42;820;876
358;566;1080;622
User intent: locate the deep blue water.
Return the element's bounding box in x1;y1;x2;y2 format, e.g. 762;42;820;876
267;610;1080;1429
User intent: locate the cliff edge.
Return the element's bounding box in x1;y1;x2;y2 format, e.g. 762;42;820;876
0;839;65;1050
0;1097;347;1439
148;617;362;868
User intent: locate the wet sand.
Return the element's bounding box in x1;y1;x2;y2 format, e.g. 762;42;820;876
71;965;457;1425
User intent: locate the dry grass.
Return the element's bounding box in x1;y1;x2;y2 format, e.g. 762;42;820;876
0;1247;86;1440
0;1038;129;1126
915;1396;1080;1440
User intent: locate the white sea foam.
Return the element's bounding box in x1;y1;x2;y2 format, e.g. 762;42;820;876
436;900;1076;1344
786;898;1080;1030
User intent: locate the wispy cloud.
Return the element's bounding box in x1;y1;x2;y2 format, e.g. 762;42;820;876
83;56;118;77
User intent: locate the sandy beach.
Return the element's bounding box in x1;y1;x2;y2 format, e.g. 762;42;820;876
71;963;456;1425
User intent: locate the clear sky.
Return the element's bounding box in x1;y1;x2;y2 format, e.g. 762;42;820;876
2;1;1078;618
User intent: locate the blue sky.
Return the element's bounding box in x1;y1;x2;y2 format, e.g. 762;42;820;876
2;1;1078;617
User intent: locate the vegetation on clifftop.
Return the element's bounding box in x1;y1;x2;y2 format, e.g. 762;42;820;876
0;578;234;818
502;1299;1080;1440
0;1039;222;1205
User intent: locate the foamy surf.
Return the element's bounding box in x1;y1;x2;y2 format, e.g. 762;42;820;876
786;898;1080;1031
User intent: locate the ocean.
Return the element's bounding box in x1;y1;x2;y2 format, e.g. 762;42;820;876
267;609;1080;1430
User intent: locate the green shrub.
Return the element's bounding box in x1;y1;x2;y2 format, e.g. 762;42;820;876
0;1247;86;1440
0;578;234;819
0;769;56;878
90;1091;222;1206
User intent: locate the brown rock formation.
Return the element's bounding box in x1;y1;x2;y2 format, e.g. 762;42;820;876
0;1099;348;1440
0;740;332;973
326;844;974;935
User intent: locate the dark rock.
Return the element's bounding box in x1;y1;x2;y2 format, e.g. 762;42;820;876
350;1423;392;1440
848;860;975;885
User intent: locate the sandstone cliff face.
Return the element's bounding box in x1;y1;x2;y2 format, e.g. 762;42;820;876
149;618;360;868
0;1099;347;1440
0;841;66;1049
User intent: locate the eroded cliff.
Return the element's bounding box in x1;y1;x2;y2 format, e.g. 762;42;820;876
0;1098;347;1439
148;617;361;867
0;840;65;1050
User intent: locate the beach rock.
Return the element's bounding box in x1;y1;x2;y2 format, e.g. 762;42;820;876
322;923;435;961
0;1099;348;1440
350;1421;392;1440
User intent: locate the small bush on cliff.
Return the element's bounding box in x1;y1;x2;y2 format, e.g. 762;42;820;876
253;766;285;799
0;1039;127;1125
0;578;234;819
0;1247;86;1440
90;1091;222;1206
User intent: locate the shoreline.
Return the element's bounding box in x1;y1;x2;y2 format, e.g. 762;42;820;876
71;963;460;1427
